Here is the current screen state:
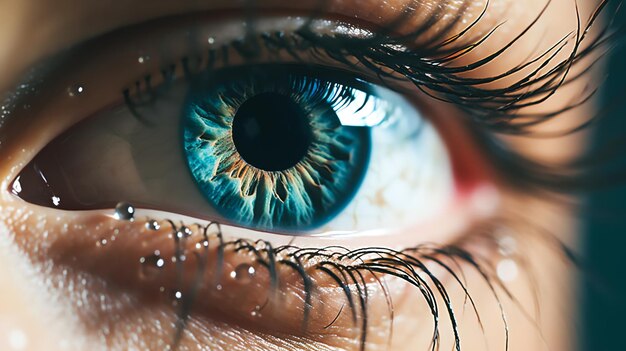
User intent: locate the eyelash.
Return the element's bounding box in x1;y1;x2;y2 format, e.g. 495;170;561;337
144;216;514;351
122;0;616;197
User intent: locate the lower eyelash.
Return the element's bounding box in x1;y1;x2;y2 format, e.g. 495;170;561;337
126;214;546;351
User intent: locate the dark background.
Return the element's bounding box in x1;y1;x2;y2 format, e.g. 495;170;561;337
582;5;626;350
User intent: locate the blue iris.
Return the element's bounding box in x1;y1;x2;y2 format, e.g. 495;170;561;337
182;66;371;232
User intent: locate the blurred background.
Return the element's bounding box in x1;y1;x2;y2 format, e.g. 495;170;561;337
582;4;626;350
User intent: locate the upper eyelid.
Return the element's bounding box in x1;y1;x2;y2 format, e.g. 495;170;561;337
106;5;609;132
0;1;611;144
0;0;485;115
121;32;412;107
0;0;434;96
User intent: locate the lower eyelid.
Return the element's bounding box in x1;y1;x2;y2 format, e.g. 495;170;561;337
5;202;503;348
15;210;392;343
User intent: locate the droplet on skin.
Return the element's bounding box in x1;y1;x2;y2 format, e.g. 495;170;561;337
175;226;192;239
114;202;135;221
497;235;518;256
181;226;193;237
250;305;262;318
497;259;519;282
145;220;160;231
230;263;256;284
139;254;166;280
195;240;209;250
67;84;85;97
8;328;28;350
172;290;183;306
469;184;500;218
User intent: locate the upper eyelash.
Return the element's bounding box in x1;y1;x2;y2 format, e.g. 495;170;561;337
125;0;614;131
122;0;620;198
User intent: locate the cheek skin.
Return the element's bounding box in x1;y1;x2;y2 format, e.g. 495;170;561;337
0;222;68;351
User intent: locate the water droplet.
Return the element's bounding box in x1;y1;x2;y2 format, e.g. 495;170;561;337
114;202;135;221
497;235;517;256
215;284;223;291
67;84;85;97
256;241;267;250
175;226;192;239
97;238;108;246
139;254;165;280
250;305;262;318
195;239;209;250
171;290;183;306
230;263;256;283
145;220;160;231
497;259;519;282
8;328;28;350
182;226;192;236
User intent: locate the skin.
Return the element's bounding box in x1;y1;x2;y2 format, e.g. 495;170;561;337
0;0;604;350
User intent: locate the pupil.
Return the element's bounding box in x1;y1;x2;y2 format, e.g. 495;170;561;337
232;92;313;171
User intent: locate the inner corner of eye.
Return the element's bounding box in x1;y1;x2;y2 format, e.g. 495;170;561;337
11;63;460;235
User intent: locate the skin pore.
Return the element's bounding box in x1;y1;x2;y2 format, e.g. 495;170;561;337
0;0;605;350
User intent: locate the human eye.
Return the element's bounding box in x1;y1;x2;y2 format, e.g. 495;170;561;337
0;1;617;351
14;60;452;234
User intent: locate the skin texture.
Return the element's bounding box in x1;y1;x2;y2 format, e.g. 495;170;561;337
0;0;604;350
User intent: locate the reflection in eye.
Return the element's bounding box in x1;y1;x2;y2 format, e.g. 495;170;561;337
13;62;453;233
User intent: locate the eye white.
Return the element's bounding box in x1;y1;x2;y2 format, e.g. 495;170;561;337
319;85;454;234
